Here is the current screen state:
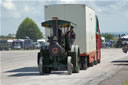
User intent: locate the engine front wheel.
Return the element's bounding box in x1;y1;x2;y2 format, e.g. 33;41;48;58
39;57;44;75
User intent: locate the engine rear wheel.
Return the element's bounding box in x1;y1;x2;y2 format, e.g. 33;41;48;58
74;45;80;73
67;56;72;75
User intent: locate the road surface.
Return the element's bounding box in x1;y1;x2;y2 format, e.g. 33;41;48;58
0;48;128;85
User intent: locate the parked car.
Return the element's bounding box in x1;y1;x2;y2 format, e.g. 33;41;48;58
24;39;33;49
12;40;24;49
13;44;21;49
0;40;10;50
122;40;128;53
33;42;41;49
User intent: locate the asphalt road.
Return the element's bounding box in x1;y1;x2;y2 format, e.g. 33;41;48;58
0;48;128;85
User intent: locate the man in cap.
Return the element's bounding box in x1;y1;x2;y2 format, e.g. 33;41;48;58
65;26;76;45
69;26;76;44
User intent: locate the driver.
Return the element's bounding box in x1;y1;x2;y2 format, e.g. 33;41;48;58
65;26;76;44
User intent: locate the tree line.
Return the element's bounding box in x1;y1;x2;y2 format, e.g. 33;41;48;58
101;33;118;41
1;17;119;42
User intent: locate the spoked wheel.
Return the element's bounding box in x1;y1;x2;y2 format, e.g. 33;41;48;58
39;57;44;75
67;56;72;75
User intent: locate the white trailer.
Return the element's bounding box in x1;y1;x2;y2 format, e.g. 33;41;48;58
45;4;96;54
42;4;101;72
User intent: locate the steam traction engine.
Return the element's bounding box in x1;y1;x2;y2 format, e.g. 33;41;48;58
37;18;80;75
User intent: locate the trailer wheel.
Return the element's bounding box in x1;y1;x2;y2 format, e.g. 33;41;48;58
39;56;44;75
98;59;101;63
89;60;94;67
83;57;88;70
94;60;98;65
67;56;72;75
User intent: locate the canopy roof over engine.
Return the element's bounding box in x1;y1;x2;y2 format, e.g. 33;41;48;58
41;19;76;28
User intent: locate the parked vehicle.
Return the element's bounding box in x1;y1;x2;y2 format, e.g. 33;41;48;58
13;44;21;49
122;36;128;53
122;43;128;53
37;4;101;75
24;39;33;50
37;39;45;47
0;40;9;50
8;39;13;49
115;34;128;48
12;40;24;49
33;42;41;49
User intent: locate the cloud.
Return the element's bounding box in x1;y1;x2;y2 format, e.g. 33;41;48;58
2;0;16;11
23;3;40;15
1;1;44;35
40;0;80;5
109;0;128;11
24;5;30;12
1;0;21;18
59;0;78;3
84;0;126;17
1;0;128;35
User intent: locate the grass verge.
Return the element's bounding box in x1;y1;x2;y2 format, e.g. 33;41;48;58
125;81;128;85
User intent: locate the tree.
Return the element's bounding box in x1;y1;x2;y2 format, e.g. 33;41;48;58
16;17;43;41
101;33;115;41
0;34;16;40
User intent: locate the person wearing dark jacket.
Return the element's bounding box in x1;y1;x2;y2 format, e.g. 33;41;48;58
69;26;76;44
65;26;76;45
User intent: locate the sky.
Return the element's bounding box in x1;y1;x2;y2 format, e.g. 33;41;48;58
0;0;128;35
